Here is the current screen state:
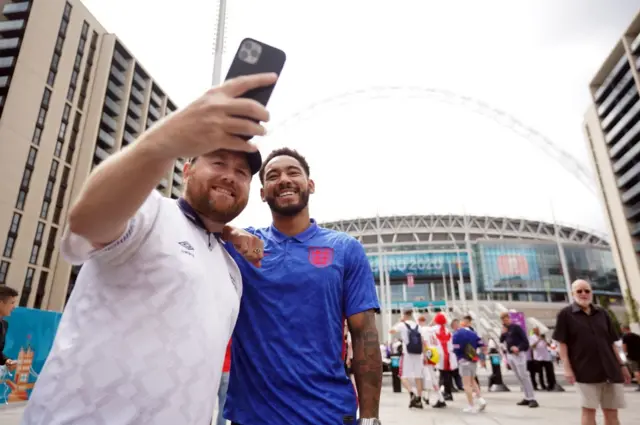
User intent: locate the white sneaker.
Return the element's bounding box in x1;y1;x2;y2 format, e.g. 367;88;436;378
476;398;487;411
463;405;478;413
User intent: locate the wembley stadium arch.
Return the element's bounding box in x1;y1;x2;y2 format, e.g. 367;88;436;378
270;86;597;195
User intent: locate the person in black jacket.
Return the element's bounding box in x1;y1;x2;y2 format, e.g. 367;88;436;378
0;286;18;374
499;312;539;408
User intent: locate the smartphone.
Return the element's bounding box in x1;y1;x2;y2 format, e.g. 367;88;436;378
225;37;286;110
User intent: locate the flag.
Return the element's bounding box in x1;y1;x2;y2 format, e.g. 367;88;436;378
407;273;415;288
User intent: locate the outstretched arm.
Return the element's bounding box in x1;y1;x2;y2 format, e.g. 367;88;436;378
348;309;382;418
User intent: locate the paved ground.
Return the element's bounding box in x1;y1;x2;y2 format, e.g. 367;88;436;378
2;372;639;424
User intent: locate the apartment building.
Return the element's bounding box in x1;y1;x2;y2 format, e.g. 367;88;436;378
0;0;182;311
584;10;640;323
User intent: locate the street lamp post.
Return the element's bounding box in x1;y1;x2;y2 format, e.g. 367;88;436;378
212;0;228;86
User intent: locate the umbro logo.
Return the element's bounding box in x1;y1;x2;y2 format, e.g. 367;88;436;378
178;241;194;250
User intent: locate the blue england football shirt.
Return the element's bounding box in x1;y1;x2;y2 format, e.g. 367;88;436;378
223;220;379;425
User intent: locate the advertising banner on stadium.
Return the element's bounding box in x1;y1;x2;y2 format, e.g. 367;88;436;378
368;252;470;278
1;307;62;404
480;246;543;291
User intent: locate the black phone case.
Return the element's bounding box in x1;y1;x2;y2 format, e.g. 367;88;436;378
225;38;286;107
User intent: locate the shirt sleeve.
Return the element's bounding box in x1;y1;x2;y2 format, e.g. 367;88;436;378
343;237;380;318
552;309;569;344
452;332;462;359
517;326;530;352
604;310;621;344
60;190;163;266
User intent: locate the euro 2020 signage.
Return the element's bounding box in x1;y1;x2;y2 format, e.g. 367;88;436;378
367;252;470;278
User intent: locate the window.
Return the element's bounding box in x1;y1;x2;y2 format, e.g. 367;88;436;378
0;261;9;285
3;236;14;258
66;86;75;102
54;141;63;158
81;21;89;38
20;168;32;189
49;160;59;179
42;88;51;108
63;2;72;19
55;37;64;54
29;244;40;264
15;190;26;210
44;181;54;199
36;108;46;127
51;53;60;73
78;38;86;54
26;147;37;168
33;271;49;309
47;70;55;86
43;227;57;268
57;121;67;140
59;20;68;36
62;104;71;122
40;200;50;219
35;222;45;244
9;213;21;235
19;268;35;307
32;126;42;145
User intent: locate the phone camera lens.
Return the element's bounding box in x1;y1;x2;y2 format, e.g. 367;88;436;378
239;50;248;60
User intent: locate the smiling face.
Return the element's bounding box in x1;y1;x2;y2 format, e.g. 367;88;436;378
183;150;252;224
260;155;314;217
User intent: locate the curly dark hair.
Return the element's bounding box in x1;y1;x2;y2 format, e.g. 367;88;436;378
259;147;310;184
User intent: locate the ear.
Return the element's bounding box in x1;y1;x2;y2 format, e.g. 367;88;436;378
308;179;315;194
183;161;193;179
260;187;266;202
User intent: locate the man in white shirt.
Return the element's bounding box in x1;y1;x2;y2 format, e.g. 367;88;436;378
530;327;554;390
418;316;447;409
390;309;424;409
21;73;277;425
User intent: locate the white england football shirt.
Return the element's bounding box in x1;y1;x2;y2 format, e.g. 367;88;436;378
21;190;242;425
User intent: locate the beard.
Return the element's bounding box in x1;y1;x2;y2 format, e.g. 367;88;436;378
266;188;310;217
186;184;247;224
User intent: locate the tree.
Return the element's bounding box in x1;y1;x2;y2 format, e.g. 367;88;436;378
626;287;640;324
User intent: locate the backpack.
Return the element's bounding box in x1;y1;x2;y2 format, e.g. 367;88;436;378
404;323;423;354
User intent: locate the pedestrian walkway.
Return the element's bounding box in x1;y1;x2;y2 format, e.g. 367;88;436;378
1;385;638;424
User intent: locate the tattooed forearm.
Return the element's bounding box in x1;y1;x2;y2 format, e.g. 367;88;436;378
348;309;382;418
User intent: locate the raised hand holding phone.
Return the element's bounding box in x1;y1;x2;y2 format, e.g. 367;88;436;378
146;72;278;160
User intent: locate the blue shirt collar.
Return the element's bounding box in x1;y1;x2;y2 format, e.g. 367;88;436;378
269;219;319;243
177;197;221;237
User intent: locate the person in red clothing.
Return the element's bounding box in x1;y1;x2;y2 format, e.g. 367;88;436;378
217;340;232;425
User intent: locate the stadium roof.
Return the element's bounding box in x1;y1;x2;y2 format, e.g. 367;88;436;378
320;214;609;248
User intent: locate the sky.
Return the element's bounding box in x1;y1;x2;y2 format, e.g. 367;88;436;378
81;0;640;234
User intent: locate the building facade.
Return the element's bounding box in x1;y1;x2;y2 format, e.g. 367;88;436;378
322;214;622;307
0;0;182;311
584;10;640;324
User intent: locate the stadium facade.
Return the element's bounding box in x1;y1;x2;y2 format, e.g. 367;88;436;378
321;214;623;321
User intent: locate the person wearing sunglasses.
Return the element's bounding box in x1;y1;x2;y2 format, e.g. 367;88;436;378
552;279;631;425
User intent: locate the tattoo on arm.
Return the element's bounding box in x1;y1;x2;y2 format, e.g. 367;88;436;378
348;309;382;418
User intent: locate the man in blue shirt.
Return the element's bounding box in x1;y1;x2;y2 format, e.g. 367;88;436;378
223;148;383;425
452;317;486;413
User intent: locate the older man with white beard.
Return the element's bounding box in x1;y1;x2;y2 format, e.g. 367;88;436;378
553;279;631;425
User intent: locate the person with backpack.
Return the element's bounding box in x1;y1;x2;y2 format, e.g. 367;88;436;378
390;309;425;408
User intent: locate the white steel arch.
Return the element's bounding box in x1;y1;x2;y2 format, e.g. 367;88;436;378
270;86;596;195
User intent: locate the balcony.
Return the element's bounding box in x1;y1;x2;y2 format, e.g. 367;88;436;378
0;19;25;37
97;129;115;149
132;73;146;90
173;172;183;185
122;130;135;145
125;116;140;133
94;146;110;163
3;2;29;17
148;104;160;119
103;96;121;116
0;76;9;89
109;66;125;85
150;90;162;106
174;158;184;171
171;186;181;198
632;32;640;55
609;118;640;160
129;86;144;104
0;57;14;74
128;101;142;118
159;178;168;188
107;81;124;99
0;96;4;107
0;38;19;53
112;50;128;71
101;113;118;132
594;55;629;104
